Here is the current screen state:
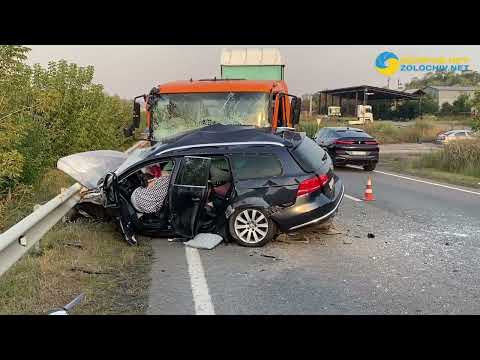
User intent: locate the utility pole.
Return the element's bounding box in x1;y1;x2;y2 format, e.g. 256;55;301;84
309;94;313;117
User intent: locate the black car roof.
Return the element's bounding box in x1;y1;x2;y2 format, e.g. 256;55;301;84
324;127;364;132
148;124;291;158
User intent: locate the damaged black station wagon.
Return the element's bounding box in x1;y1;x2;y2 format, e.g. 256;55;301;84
58;124;344;247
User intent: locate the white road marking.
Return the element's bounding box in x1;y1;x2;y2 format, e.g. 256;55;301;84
373;170;480;196
344;194;362;202
185;246;215;315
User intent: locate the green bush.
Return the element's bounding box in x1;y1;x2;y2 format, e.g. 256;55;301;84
0;45;131;195
472;117;480;131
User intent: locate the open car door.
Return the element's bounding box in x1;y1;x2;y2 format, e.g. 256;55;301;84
169;156;211;239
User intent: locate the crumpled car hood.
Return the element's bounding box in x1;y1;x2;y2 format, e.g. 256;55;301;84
57;150;128;189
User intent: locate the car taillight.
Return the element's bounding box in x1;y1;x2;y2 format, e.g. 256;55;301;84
297;175;330;197
364;140;378;145
335;140;355;145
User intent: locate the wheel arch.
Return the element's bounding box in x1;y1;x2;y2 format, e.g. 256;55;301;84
225;197;275;219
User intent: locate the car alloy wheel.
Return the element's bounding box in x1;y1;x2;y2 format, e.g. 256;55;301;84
229;208;276;247
234;209;269;244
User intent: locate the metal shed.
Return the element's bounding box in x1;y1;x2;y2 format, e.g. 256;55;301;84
317;85;421;117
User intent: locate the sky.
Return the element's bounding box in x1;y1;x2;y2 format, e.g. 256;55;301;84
26;45;480;99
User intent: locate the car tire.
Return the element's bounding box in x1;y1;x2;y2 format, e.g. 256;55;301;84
363;163;377;171
228;208;276;247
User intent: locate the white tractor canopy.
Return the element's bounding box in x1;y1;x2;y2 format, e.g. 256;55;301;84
220;48;285;81
221;48;283;66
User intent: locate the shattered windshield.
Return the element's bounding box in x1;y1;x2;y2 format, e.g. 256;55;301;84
150;92;269;141
114;143;167;176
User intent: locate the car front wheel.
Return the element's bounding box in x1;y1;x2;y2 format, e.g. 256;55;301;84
229;208;276;247
363;163;377;171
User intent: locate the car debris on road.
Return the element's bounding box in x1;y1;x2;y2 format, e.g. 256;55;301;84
184;233;223;250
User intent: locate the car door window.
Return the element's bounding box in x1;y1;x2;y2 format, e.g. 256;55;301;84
455;132;466;137
231;154;283;180
175;156;210;186
210;156;231;185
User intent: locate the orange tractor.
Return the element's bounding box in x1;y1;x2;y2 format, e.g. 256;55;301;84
125;78;302;144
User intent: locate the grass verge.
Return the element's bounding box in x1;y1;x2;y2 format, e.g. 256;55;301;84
0;220;152;314
0;168;153;314
379;153;480;189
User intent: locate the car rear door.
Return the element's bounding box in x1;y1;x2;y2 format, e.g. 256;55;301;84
169;156;211;238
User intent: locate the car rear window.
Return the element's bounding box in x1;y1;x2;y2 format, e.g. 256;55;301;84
335;130;371;138
290;137;328;173
231;154;282;180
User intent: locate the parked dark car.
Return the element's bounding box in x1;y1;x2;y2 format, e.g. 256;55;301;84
314;127;379;171
57;124;344;247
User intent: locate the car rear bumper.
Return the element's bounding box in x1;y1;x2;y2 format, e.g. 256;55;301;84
334;154;379;166
271;178;345;232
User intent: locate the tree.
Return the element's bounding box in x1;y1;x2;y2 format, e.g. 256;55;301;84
440;102;454;116
0;46;131;194
405;70;480;90
0;45;32;192
421;95;439;114
372;94;438;121
471;90;480;131
452;93;471;114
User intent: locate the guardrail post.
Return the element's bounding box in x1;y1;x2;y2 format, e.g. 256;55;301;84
33;204;42;254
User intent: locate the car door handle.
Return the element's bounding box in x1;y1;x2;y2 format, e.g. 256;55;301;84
192;197;201;202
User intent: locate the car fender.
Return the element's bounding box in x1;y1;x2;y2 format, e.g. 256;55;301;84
225;197;281;219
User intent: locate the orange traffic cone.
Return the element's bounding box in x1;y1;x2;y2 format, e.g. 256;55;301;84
363;176;376;201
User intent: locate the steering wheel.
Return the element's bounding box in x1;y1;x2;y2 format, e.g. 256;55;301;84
139;173;149;188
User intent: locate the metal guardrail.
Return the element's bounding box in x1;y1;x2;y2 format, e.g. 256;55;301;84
0;141;146;278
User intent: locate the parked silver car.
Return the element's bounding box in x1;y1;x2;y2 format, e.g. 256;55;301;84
436;129;474;144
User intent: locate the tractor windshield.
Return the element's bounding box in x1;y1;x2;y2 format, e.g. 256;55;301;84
150;92;269;141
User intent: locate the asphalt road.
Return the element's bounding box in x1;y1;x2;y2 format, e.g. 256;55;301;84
147;166;480;314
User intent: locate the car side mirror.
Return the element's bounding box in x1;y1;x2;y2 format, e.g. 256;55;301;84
290;97;302;126
133;101;141;128
124;98;142;137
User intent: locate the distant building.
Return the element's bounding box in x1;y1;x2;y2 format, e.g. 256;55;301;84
403;88;425;96
422;85;478;106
